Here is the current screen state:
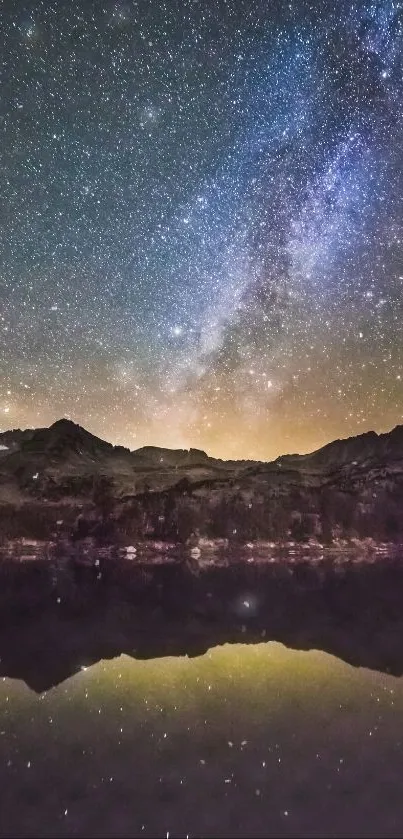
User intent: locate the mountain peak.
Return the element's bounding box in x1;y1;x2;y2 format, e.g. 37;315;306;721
22;418;114;458
49;418;82;433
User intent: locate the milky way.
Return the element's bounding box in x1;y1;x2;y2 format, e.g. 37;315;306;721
1;0;402;458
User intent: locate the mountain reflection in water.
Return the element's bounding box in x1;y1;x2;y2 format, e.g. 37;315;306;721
1;553;403;836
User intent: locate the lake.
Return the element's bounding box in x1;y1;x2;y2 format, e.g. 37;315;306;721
1;553;403;837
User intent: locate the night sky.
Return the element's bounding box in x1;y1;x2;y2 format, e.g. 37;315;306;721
1;1;402;459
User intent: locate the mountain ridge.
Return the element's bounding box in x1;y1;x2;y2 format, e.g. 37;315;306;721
2;415;403;464
1;418;403;544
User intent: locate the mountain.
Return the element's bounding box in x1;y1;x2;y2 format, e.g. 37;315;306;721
1;418;117;462
132;445;211;467
276;425;403;471
1;419;403;543
0;418;221;470
0;426;37;456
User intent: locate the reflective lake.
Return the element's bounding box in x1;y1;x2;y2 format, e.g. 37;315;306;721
1;554;403;837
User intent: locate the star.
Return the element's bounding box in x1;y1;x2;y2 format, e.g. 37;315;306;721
0;0;402;459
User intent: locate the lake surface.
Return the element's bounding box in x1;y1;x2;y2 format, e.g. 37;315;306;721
1;554;403;837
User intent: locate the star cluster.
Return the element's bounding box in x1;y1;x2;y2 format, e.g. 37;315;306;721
1;0;402;458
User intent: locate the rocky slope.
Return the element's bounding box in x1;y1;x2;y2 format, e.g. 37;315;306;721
1;418;403;543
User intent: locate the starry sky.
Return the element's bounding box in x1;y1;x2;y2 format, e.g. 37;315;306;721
1;0;402;460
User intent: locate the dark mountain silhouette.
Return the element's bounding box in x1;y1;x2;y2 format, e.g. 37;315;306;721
276;425;403;471
1;419;403;543
4;418;117;461
133;445;211;467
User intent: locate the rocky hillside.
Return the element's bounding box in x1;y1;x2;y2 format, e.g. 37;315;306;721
1;419;403;543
